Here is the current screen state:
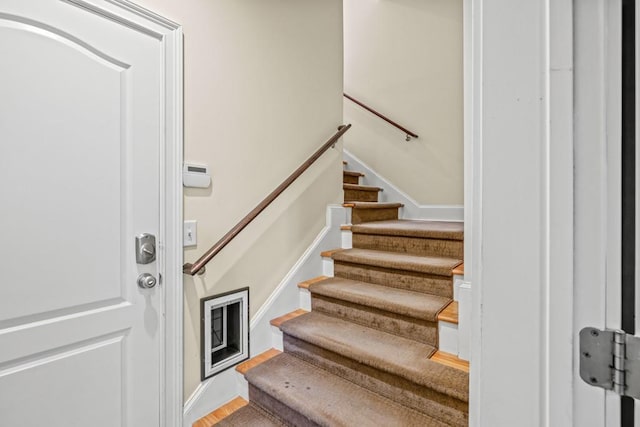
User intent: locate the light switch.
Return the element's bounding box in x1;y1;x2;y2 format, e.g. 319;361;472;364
183;220;197;247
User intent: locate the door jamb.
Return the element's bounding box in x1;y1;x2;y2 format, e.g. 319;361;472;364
465;0;575;424
159;20;184;427
99;1;184;426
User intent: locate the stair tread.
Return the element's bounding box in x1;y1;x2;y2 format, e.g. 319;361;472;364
438;301;459;324
343;183;381;192
236;348;282;375
352;219;464;241
310;277;450;321
343;202;404;209
270;309;308;328
452;263;464;276
214;403;284;426
279;311;469;402
245;353;448;427
430;351;469;373
320;248;343;258
193;397;249;427
297;275;328;289
343;170;364;177
333;248;462;277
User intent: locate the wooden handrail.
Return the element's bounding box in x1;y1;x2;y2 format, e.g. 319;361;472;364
343;93;418;141
183;124;352;276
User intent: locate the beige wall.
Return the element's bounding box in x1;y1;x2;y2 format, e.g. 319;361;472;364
344;0;463;205
134;0;344;401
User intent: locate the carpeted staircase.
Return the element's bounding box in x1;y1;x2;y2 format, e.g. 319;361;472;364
213;164;468;426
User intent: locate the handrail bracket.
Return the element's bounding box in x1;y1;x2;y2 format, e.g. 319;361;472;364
183;263;206;275
343;93;418;140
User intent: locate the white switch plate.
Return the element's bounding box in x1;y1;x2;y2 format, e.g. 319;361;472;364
183;220;197;247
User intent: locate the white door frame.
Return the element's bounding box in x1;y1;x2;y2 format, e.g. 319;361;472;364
465;0;575;425
86;1;185;425
573;1;624;425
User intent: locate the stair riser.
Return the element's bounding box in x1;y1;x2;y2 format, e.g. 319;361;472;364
311;295;438;346
352;234;463;259
344;188;378;202
334;262;453;298
282;335;469;426
342;174;360;185
249;384;318;427
351;207;399;224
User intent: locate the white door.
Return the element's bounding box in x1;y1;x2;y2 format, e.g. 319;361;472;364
574;0;640;425
0;1;165;425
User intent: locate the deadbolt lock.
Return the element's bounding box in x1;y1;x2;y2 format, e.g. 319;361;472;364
135;233;156;264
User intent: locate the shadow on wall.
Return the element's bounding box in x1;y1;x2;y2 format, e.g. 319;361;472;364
185;186;213;198
182;143;343;399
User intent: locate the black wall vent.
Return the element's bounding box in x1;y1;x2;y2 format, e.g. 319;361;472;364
201;287;249;380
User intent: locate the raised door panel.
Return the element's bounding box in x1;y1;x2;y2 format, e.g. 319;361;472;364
0;20;127;323
0;334;124;427
0;2;163;425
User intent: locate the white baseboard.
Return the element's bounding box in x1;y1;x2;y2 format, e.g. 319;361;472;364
299;288;311;311
322;256;334;276
453;274;465;301
271;327;284;352
183;204;346;425
249;204;344;353
182;368;238;427
343;150;464;221
236;374;249;400
457;281;471;361
341;229;352;249
438;321;459;355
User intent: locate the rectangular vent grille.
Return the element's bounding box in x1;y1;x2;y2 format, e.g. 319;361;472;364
201;287;249;379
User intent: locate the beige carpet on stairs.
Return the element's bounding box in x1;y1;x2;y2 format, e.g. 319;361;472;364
351;219;464;240
332;248;461;277
215;403;283;427
217;165;468;426
246;353;450;427
350;219;464;259
309;276;449;345
310;277;449;321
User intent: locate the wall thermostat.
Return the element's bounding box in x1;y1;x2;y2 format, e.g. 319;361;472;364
183;163;211;188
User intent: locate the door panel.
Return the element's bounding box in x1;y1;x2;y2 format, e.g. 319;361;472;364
0;1;162;425
575;0;640;425
0;21;125;322
0;335;124;426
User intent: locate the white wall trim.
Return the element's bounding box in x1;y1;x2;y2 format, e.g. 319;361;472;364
249;226;333;331
249;204;344;352
105;0;180;29
469;0;574;425
162;24;184;427
468;0;483;421
573;1;622;425
463;0;474;282
343;150;463;221
182;204;345;425
438;321;459;355
98;2;184;426
182;368;238;427
545;1;574;425
457;281;471;361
